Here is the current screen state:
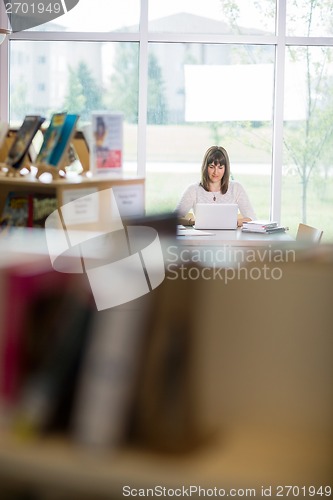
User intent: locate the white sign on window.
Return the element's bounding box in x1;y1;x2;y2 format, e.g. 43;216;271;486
185;64;274;122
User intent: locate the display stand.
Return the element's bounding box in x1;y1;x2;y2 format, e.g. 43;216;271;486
35;162;66;181
0;157;33;177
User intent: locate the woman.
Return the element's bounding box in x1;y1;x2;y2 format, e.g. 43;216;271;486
176;145;256;227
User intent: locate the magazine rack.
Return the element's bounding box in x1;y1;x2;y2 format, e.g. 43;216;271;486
0;156;33;177
35;132;87;181
0;131;31;176
35;162;66;181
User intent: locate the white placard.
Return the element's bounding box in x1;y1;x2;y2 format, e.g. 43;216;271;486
61;188;98;225
112;184;145;217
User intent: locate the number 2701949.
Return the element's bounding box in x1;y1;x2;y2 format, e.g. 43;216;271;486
275;486;331;497
5;3;62;15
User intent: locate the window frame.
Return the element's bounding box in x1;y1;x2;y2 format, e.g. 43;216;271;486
1;0;333;222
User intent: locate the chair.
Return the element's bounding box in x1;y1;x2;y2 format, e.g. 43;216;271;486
296;223;323;243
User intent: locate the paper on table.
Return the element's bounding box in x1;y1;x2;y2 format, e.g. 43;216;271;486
177;228;215;236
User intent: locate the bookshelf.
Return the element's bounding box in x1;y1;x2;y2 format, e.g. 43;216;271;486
0;232;332;499
0;171;145;223
0;423;331;498
0;124;144;226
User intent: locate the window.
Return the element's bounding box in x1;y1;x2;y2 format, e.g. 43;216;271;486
145;42;274;217
148;0;276;35
9;41;139;174
286;0;333;37
2;0;333;240
281;46;333;239
24;0;140;33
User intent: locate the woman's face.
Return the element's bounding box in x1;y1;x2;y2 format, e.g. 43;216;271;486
207;159;225;184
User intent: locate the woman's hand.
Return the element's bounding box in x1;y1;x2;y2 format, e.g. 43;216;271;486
237;216;252;227
178;216;195;226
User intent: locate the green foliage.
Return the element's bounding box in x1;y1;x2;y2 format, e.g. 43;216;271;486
63;67;85;114
147;52;168;125
106;43;139;123
76;62;103;119
63;61;103;121
283;44;333;222
106;43;168;124
10;82;31;121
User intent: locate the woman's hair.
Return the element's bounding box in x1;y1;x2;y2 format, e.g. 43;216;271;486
200;145;230;194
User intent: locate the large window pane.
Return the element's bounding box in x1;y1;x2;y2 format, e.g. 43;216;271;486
9;41;139;172
148;0;276;35
286;0;333;37
145;43;275;217
281;46;333;241
23;0;140;32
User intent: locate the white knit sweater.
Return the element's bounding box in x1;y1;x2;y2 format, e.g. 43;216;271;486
175;181;256;220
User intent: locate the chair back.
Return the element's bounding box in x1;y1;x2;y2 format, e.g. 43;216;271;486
296;223;323;243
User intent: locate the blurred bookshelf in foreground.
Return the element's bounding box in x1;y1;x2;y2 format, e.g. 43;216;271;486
0;228;332;499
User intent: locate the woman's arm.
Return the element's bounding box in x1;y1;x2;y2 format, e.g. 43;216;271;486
234;182;256;225
174;184;197;223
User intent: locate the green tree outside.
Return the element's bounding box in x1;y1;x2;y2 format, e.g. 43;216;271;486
63;62;103;121
106;43;139;123
106;43;168;124
10;82;30;122
147;52;168;124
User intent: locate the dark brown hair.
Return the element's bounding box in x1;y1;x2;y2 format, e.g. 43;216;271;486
200;146;230;194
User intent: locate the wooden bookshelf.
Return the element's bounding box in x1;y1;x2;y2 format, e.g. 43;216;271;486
0;233;332;499
0;170;145;221
0;427;331;499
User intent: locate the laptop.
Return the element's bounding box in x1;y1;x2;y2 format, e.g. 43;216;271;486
194;203;238;230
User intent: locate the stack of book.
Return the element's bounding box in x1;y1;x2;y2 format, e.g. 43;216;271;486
242;220;288;234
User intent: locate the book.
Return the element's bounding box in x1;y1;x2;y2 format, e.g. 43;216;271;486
0;121;8;150
0;192;58;231
90;112;123;174
71;297;149;449
242;226;288;234
32;194;58;228
0;192;33;230
266;226;288;233
11;287;95;436
242;220;278;231
4;116;45;170
132;269;222;452
48;114;79;168
68;130;90;173
35;112;67;166
0;255;94;436
0;259;67;409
